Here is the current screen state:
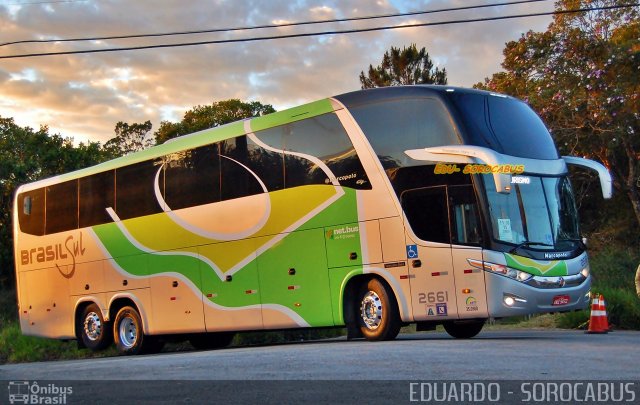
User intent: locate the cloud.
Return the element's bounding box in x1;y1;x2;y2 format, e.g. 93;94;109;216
0;0;554;144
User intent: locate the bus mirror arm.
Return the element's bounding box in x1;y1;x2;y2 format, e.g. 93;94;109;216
405;146;512;194
562;156;613;199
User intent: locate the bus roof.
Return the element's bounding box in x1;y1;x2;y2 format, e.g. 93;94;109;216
17;97;336;191
334;85;508;108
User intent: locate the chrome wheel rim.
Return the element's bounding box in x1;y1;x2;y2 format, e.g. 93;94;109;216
118;316;137;349
83;312;102;341
360;291;383;330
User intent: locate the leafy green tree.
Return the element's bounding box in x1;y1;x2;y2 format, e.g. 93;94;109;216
0;117;108;289
477;0;640;235
103;120;154;158
155;100;276;144
359;44;447;89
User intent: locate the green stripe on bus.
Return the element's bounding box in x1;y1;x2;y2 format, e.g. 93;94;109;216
92;186;360;324
504;253;568;276
249;99;334;132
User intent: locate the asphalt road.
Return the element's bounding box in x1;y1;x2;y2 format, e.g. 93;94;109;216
1;329;639;404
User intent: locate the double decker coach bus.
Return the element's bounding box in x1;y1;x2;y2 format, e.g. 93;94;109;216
13;86;611;355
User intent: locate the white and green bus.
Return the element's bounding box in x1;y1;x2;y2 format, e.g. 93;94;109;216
13;86;611;355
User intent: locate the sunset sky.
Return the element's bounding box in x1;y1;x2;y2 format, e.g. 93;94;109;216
0;0;555;144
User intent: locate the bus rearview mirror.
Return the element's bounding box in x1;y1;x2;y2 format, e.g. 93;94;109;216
562;156;613;199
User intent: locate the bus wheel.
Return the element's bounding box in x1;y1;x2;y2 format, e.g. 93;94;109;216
113;306;163;355
443;320;485;339
80;303;112;351
189;332;235;350
357;278;401;341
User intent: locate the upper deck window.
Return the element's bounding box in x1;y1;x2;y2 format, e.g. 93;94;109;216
346;97;460;169
254;112;371;190
447;92;559;160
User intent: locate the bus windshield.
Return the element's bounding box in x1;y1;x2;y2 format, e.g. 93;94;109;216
484;175;580;251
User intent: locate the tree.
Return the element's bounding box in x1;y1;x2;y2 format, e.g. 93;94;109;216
155;99;276;144
477;0;640;234
359;44;447;89
103;120;154;158
0;117;108;289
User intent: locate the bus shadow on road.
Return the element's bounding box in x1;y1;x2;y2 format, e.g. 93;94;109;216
170;329;573;356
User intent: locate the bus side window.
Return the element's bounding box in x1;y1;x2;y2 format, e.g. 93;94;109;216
220;136;264;200
18;189;45;236
46;180;78;234
116;160;164;220
247;134;285;192
164;144;221;210
79;170;115;227
280;113;371;190
401;186;451;244
448;185;482;246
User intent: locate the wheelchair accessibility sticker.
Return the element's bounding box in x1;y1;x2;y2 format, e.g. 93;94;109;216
406;245;418;259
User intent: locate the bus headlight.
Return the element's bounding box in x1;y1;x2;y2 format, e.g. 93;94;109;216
467;259;533;282
504;293;527;306
580;267;590;278
513;269;533;282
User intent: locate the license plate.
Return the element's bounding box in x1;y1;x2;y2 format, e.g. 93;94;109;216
552;295;570;306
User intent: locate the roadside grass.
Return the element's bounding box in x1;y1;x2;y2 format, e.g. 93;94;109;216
0;320;118;364
0;322;345;364
556;246;640;330
0;289;118;364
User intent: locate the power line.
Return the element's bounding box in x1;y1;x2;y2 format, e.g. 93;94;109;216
1;0;88;6
0;3;637;60
1;0;553;47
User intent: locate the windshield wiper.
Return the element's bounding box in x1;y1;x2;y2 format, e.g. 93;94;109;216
509;241;553;255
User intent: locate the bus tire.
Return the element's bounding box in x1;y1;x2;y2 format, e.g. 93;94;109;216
80;303;112;351
189;332;235;350
357;278;401;341
113;306;162;355
443;320;485;339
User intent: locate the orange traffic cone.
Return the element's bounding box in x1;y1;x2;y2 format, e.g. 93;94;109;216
599;294;611;331
585;294;608;334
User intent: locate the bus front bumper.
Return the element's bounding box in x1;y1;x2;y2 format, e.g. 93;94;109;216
485;272;592;318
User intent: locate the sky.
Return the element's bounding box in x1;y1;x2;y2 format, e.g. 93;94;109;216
0;0;556;144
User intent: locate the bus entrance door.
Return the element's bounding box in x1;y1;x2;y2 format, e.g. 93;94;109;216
407;242;458;321
402;185;458;321
451;247;488;318
448;185;488;319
